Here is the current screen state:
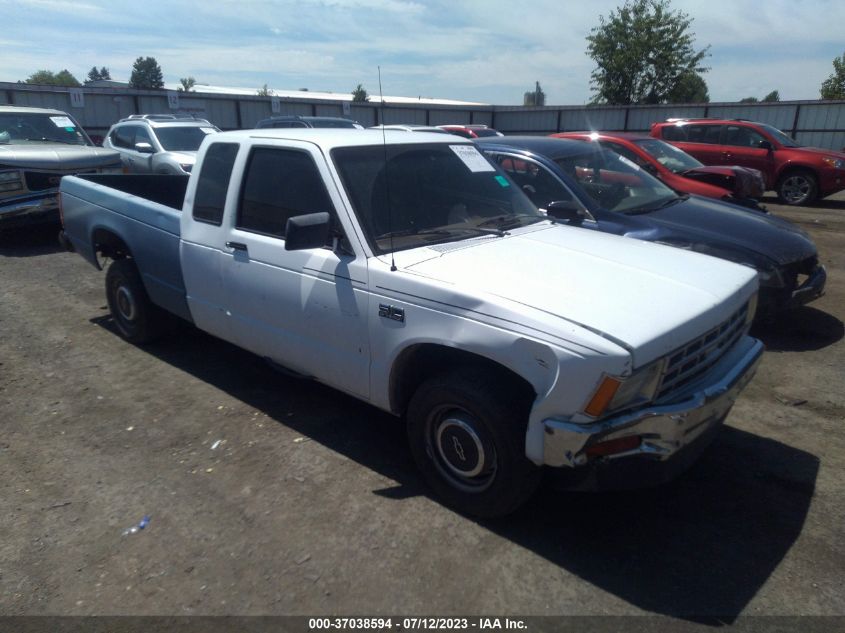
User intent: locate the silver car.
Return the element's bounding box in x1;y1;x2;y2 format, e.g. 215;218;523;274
103;115;219;174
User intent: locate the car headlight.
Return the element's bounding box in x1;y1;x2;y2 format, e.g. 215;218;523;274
757;267;784;288
822;157;845;169
583;360;665;418
179;163;193;173
0;169;23;193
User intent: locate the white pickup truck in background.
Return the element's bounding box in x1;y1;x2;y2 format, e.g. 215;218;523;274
59;129;763;516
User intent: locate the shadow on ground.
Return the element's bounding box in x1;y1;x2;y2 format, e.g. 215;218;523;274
752;306;844;352
91;316;819;622
0;222;63;257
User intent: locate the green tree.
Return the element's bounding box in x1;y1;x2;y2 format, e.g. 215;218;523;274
667;71;709;103
523;81;546;106
762;90;780;102
586;0;709;105
739;96;759;103
178;77;196;92
86;66;112;83
257;84;274;97
820;51;845;99
25;69;81;87
351;84;369;102
129;57;164;89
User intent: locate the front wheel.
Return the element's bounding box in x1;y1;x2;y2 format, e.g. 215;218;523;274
777;170;818;206
407;369;540;517
105;259;165;344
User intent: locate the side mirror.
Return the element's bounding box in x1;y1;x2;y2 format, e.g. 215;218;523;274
134;142;155;154
545;200;585;223
285;212;331;251
758;140;773;151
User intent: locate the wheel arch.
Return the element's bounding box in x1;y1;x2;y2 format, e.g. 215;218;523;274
90;227;133;270
389;343;537;417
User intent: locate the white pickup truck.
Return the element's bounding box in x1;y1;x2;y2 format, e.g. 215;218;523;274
59;129;763;516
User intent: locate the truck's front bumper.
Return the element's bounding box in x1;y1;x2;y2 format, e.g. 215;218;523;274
541;336;764;480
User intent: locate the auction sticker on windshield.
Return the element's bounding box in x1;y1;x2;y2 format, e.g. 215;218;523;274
49;116;75;128
450;145;495;172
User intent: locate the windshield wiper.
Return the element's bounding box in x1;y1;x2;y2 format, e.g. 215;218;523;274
376;226;508;240
477;213;543;231
627;194;689;215
23;137;80;145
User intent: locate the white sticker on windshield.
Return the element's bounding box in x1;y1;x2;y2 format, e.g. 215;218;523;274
450;144;495;172
617;155;640;171
200;127;217;134
50;116;75;128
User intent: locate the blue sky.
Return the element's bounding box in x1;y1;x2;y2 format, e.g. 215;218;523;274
2;0;844;104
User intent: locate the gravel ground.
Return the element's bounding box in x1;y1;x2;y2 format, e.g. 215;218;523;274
1;193;843;622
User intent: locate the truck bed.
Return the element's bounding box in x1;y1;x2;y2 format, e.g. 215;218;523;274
60;174;192;322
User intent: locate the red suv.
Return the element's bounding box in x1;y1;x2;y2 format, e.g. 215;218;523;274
651;118;845;206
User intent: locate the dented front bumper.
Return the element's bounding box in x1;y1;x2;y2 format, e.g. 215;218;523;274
541;336;764;474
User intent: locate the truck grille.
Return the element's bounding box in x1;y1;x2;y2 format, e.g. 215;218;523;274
656;302;749;400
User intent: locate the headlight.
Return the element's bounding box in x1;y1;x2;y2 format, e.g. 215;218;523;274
0;169;23;193
746;292;759;325
758;267;784;288
179;163;193;173
822;157;845;169
583;360;665;418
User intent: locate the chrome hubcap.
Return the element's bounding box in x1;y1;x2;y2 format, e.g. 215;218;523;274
428;408;497;492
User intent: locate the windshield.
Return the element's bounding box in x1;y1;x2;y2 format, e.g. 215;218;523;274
155;125;218;151
554;148;679;213
634;138;704;173
332;143;543;254
758;123;800;147
0;112;89;146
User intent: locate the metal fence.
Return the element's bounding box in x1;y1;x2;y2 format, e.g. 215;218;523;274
3;82;844;150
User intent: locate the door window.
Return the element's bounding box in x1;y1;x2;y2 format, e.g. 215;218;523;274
685;124;722;144
113;125;135;149
193;142;239;225
725;125;767;148
237;147;335;239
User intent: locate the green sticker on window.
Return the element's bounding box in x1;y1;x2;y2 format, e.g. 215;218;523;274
495;175;510;187
65;127;75;132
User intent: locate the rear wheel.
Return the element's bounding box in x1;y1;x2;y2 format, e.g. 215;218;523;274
407;368;540;517
105;259;165;344
776;170;817;206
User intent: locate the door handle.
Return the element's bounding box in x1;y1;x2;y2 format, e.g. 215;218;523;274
226;241;248;252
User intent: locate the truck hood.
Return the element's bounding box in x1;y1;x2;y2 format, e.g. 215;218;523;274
0;145;121;170
399;224;757;366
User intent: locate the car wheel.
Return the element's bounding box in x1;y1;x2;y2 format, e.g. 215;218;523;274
777;170;818;206
105;259;165;344
406;368;540;517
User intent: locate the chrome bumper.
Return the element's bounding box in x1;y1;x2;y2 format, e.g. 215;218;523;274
542;336;764;469
789;265;826;308
0;193;59;222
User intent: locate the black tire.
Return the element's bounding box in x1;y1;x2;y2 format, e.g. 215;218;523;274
407;368;541;517
776;170;818;206
105;259;165;344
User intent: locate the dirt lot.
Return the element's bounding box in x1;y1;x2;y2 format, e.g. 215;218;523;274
1;194;844;622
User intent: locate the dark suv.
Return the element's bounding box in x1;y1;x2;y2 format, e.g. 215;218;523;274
651;118;845;205
255;115;363;129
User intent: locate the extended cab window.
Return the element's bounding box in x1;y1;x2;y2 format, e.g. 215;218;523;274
238;147;334;238
193;142;239;225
